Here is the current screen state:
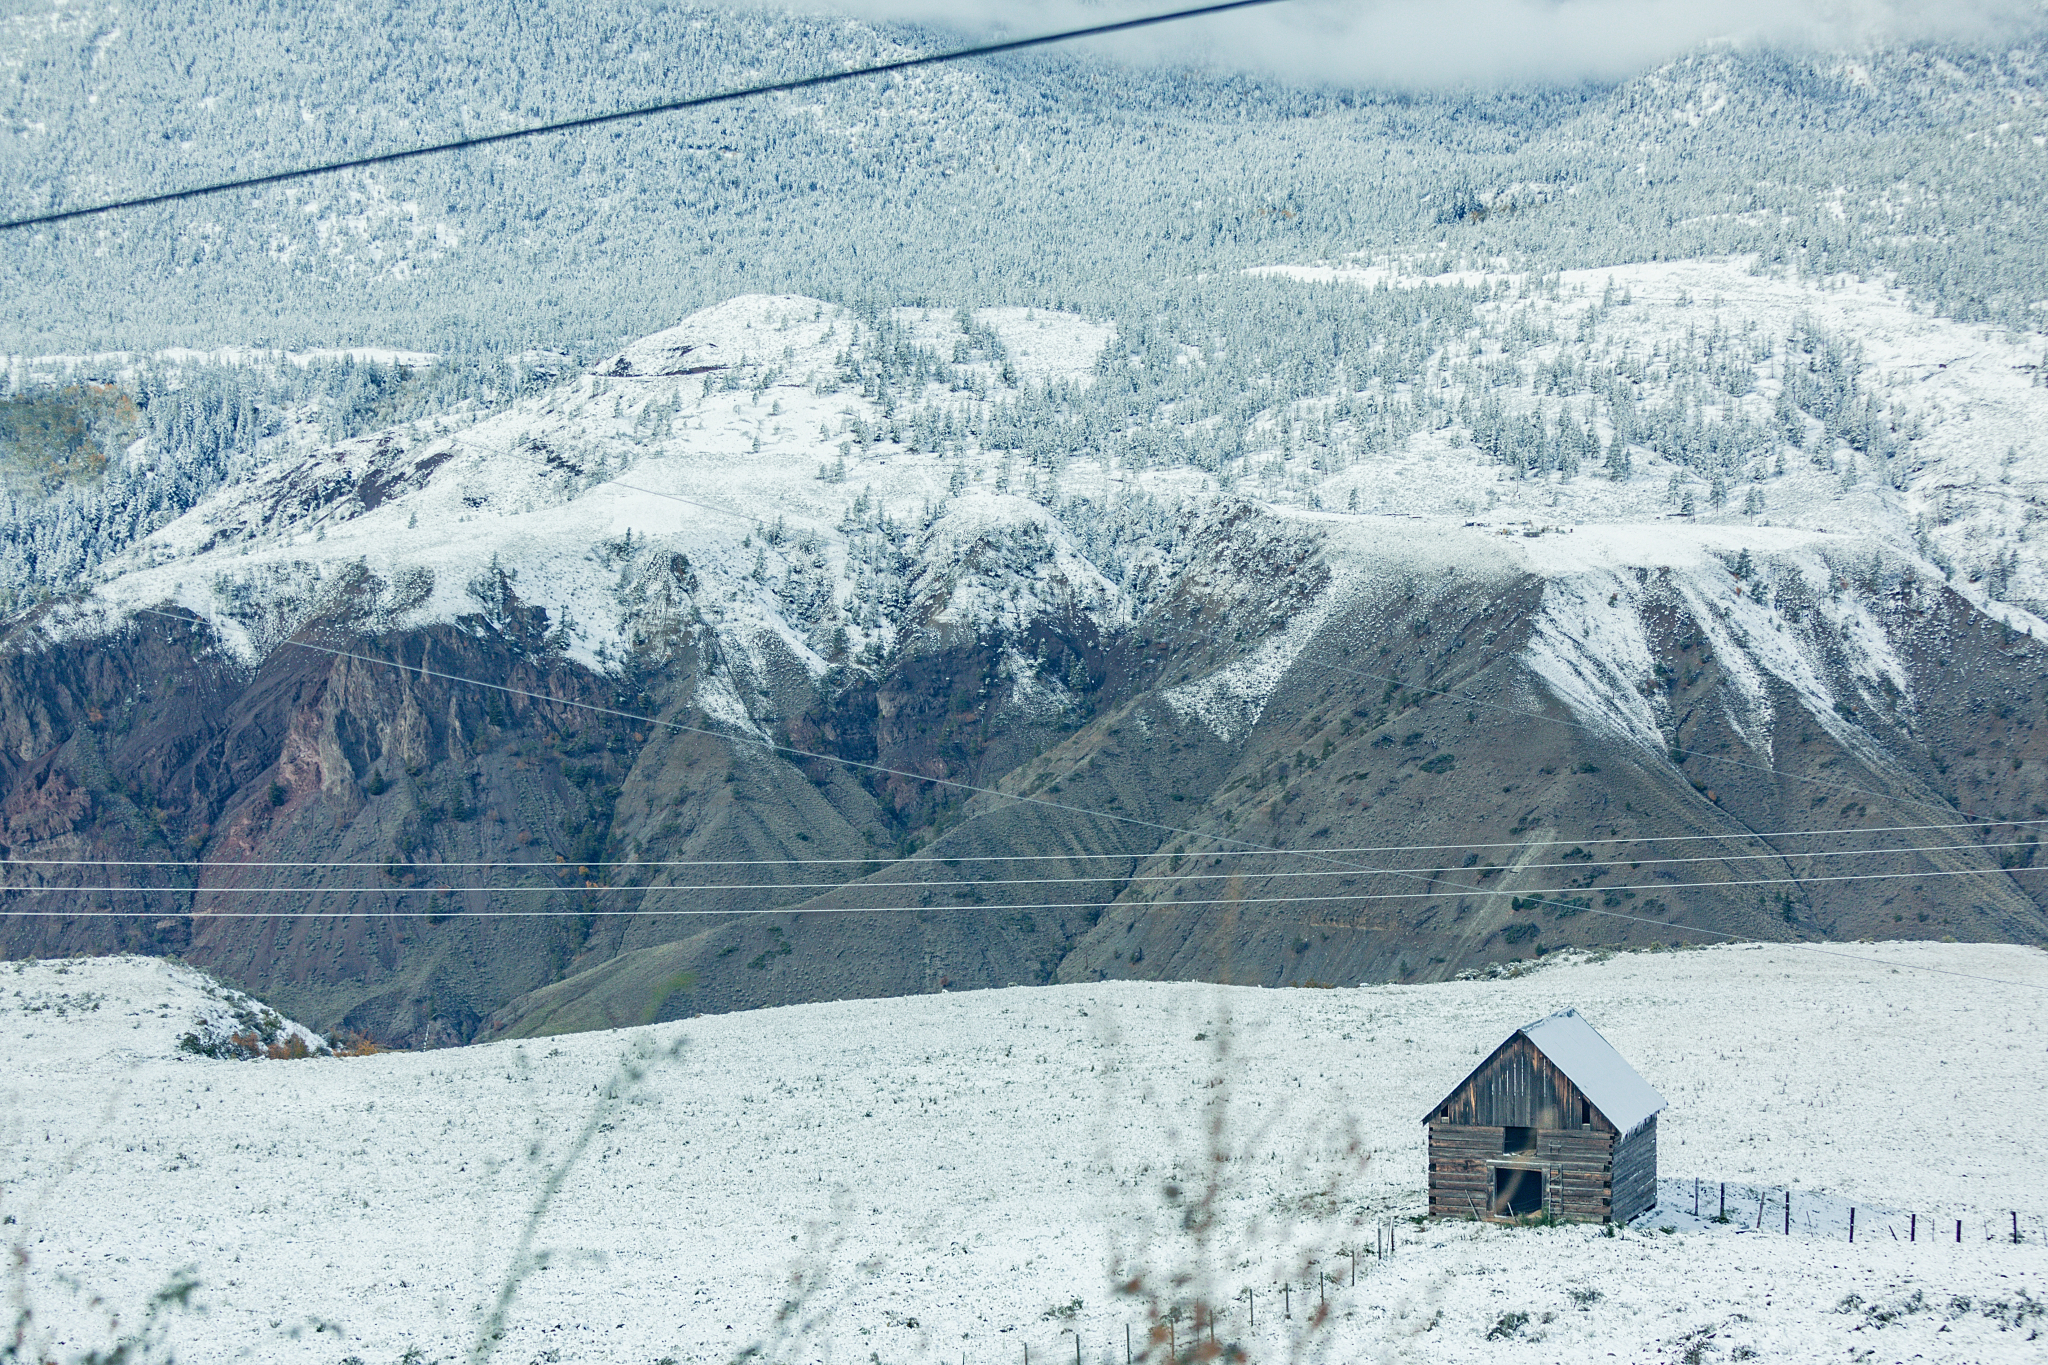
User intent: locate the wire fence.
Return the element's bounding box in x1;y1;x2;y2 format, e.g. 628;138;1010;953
1650;1177;2037;1246
985;1194;2039;1365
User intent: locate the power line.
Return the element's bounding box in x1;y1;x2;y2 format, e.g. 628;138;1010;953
12;862;2045;911
0;0;1299;233
11;861;2048;905
9;872;2045;991
16;863;2048;916
2;834;2039;881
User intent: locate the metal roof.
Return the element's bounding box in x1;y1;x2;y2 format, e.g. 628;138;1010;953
1424;1007;1666;1136
1517;1007;1665;1136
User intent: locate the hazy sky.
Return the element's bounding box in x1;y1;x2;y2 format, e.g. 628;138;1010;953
804;0;2047;87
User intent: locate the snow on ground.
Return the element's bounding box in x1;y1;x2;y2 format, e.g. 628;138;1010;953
973;308;1118;386
2;344;439;389
4;943;2044;1364
1513;523;1936;768
0;956;326;1073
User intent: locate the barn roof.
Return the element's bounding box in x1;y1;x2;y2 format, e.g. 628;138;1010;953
1519;1008;1665;1135
1428;1007;1666;1135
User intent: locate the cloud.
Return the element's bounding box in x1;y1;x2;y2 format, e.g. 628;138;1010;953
800;0;2048;88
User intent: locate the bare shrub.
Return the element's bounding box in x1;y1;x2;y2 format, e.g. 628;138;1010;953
467;1035;686;1365
1099;995;1375;1365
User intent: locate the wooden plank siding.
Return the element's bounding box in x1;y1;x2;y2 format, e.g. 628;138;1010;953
1428;1034;1607;1130
1610;1116;1659;1224
1426;1034;1650;1225
1427;1123;1615;1222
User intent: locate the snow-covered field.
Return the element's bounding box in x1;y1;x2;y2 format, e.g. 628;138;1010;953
4;943;2044;1364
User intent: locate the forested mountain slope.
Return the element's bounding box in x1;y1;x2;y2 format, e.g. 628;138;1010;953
2;6;2047;1042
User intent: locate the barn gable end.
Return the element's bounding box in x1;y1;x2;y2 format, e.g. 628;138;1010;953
1428;1032;1611;1131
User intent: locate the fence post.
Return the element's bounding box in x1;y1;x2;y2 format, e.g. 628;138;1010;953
1247;1288;1254;1330
2015;1212;2022;1245
1849;1208;1855;1243
1282;1284;1291;1319
1956;1219;1962;1244
1784;1191;1790;1236
1693;1179;1699;1217
1126;1324;1131;1365
1719;1183;1726;1221
1910;1213;1916;1243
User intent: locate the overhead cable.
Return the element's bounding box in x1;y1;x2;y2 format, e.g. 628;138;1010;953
0;0;1299;232
9;861;2046;903
2;834;2040;881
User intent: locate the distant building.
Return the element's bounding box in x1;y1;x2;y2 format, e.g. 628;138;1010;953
1424;1007;1665;1224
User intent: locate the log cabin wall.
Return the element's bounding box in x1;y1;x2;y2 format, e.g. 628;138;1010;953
1610;1115;1658;1224
1426;1123;1500;1220
1543;1126;1618;1222
1427;1123;1617;1222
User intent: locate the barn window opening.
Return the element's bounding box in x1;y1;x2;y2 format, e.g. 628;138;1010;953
1581;1099;1592;1127
1502;1125;1534;1154
1492;1167;1545;1218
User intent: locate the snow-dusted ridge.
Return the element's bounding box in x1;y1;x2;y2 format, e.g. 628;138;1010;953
4;943;2043;1363
0;955;325;1072
63;296;1127;684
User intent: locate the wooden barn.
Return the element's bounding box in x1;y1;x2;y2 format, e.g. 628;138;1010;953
1424;1007;1665;1225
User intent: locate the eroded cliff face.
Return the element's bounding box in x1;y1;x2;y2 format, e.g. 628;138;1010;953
5;506;2045;1046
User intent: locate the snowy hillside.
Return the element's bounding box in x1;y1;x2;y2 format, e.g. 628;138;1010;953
51;257;2048;793
63;295;1129;674
5;6;2048;1043
3;944;2044;1364
0;955;326;1071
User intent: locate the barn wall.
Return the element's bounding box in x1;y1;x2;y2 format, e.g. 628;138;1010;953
1611;1116;1658;1224
1426;1123;1497;1220
1431;1036;1607;1131
1427;1123;1617;1223
1543;1127;1616;1222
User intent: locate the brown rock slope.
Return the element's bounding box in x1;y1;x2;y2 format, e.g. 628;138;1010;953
4;517;2045;1043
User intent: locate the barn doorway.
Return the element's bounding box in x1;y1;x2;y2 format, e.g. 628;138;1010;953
1492;1166;1545;1218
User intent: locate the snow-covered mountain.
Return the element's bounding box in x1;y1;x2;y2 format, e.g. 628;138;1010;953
3;255;2048;1043
4;5;2048;1040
